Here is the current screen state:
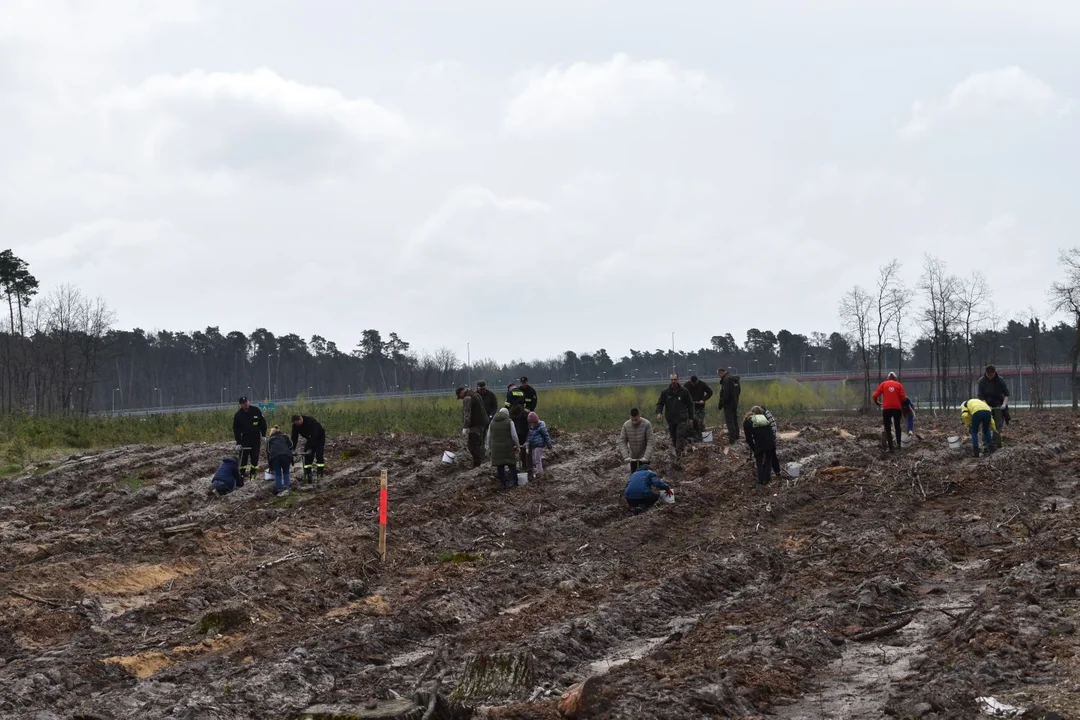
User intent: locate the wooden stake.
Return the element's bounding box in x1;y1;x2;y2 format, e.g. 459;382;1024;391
378;469;388;561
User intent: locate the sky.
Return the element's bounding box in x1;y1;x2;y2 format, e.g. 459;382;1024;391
2;0;1078;364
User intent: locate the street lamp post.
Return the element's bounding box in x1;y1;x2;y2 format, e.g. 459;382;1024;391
112;387;120;414
221;387;227;405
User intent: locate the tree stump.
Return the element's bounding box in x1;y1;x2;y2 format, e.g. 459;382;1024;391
450;651;536;702
557;676;606;719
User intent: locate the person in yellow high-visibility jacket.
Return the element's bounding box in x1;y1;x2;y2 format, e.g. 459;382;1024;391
961;398;997;457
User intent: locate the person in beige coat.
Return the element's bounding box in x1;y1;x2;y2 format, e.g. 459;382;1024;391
617;408;655;474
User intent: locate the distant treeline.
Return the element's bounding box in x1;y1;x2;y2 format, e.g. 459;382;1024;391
2;250;1079;414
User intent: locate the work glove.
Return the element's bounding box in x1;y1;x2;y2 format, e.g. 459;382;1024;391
462;428;469;437
665;489;673;496
235;444;242;454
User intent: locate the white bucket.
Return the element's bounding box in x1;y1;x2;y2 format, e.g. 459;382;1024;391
701;430;714;443
263;471;274;481
659;489;675;504
947;436;962;449
786;462;802;478
517;473;529;487
900;433;913;448
441;451;455;464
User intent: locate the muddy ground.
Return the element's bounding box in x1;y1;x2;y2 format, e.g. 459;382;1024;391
2;413;1079;719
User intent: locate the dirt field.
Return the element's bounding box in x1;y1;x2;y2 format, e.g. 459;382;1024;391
2;413;1079;719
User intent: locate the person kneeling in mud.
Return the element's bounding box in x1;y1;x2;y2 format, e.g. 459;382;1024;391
743;406;778;487
487;407;521;489
624;464;672;514
210;456;242;496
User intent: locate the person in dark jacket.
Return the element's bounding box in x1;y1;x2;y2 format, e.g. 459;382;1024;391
486;408;520;489
743;406;777;487
265;426;293;496
211;456;242;496
505;383;526;409
977;365;1009;447
518;377;538;412
232;396;267;480
717;368;742;443
476;381;500;421
509;403;531;475
291;414;326;483
685;375;713;440
624;465;672;514
458;387;489;467
656;374;694;457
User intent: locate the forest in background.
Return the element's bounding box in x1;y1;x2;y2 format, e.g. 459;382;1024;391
3;249;1080;414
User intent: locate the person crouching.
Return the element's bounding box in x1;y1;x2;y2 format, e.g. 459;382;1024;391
624;464;672;514
211;456;242;496
743;406;777;487
487;407;521;489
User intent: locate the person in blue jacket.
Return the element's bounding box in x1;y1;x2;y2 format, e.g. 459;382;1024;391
624;464;672;514
211;456;242;495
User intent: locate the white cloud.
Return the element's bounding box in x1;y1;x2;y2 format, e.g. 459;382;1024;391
95;68;414;175
20;218;188;270
902;66;1073;136
406;186;550;261
505;53;724;135
0;0;206;49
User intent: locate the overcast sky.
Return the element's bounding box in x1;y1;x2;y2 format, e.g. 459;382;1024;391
2;0;1077;363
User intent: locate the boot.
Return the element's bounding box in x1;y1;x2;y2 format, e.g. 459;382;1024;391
973;447;981;458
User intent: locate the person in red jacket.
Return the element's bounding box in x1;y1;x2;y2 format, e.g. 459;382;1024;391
872;372;907;452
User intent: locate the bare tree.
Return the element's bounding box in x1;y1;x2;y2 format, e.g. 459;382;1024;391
1023;315;1045;409
1049;247;1080;411
918;256;961;409
957;272;990;397
874;260;901;381
28;286;115;414
890;284;913;379
839;285;873;406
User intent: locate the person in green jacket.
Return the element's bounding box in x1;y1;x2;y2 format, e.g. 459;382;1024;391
486;408;521;489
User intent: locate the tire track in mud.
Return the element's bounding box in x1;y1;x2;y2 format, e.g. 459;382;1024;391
2;420;1080;718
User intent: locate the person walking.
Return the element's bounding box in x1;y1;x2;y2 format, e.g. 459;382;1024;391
456;387;488;467
685;375;713;440
961;398;997;457
518;377;538;412
656;374;694;458
977;365;1009;448
486;407;521;489
232;396;268;481
743;406;778;487
624;465;672;514
617;408;655;473
872;372;907;452
265;426;294;497
476;381;500;421
290;414;326;483
526;411;553;477
716;368;742;443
